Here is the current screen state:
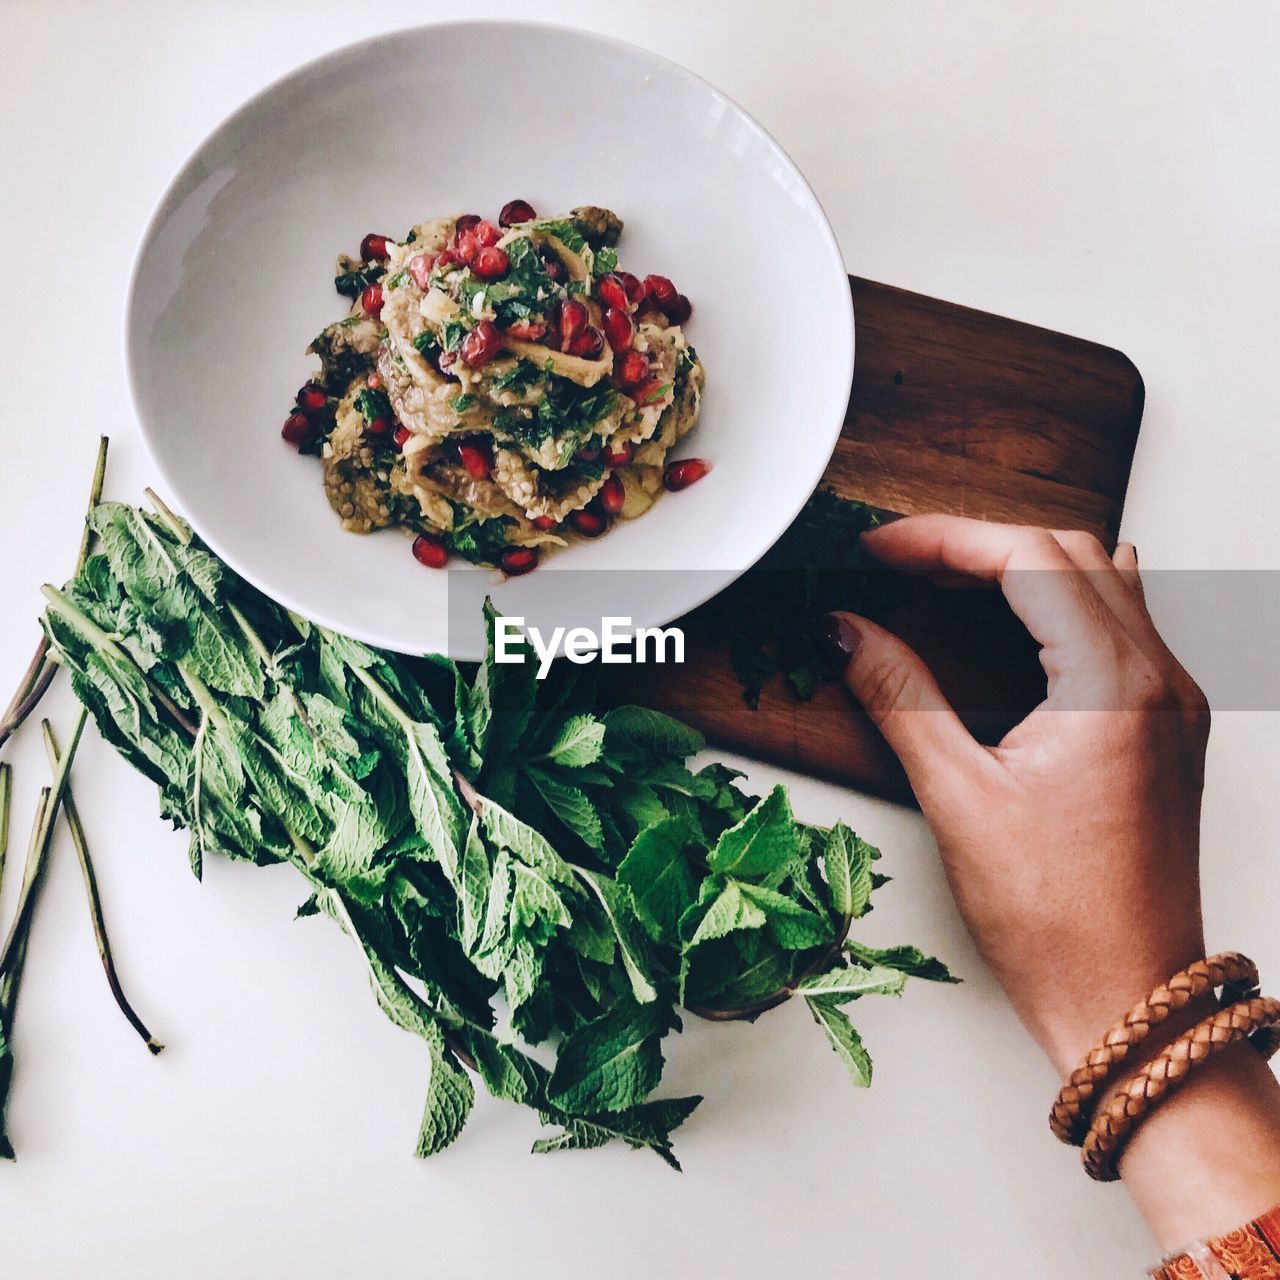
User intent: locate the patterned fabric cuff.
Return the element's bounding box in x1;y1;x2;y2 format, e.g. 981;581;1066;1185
1152;1204;1280;1279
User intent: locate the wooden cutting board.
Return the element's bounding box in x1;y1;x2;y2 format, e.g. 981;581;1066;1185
603;276;1146;803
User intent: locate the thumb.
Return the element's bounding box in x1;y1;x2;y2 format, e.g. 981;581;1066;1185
821;612;984;798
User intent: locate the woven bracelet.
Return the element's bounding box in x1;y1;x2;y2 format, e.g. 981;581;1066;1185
1050;952;1260;1146
1081;994;1280;1182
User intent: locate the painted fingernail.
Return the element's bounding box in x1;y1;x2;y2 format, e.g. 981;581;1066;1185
819;613;861;668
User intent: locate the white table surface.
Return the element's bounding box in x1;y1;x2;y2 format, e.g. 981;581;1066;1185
3;2;1279;1275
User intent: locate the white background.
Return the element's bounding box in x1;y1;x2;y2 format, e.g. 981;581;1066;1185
2;2;1278;1276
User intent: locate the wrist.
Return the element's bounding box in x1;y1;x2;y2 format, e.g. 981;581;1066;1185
1118;1039;1280;1250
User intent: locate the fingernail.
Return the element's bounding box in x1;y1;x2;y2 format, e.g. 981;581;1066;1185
819;613;861;668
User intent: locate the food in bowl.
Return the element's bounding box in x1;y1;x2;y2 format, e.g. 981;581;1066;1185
280;203;708;575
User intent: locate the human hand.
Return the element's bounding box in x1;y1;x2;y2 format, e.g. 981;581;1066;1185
823;514;1211;1074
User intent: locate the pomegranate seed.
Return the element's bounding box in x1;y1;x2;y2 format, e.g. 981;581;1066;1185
541;253;566;283
412;534;449;569
666;294;692;325
366;372;382;390
281;413;313;447
408;253;436;289
601;306;635;353
616;271;645;306
569;508;608;537
454;214;481;238
576;441;601;462
360;282;384;317
458;441;493;479
597;273;632;312
531;514;558;531
643;275;678;310
615;350;649;389
499;199;537;227
568;325;604;359
505;319;547;342
558;298;588;348
365;417;393;439
472;246;510;280
435;248;462;270
663;458;710;491
602;441;634;467
456;230;479;267
473;220;501;248
460;321;501;367
360;233;390;261
632;377;665;406
599;472;625;515
297;383;327;412
500;546;540;576
393;426;411;449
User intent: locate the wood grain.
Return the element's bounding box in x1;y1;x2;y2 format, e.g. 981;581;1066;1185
604;276;1145;803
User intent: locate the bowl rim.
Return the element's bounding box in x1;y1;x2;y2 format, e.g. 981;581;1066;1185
123;18;855;657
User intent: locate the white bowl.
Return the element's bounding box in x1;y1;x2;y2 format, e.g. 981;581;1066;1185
126;21;853;659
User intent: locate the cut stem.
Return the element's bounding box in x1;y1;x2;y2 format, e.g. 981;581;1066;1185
0;708;88;979
142;487;191;544
42;721;163;1055
75;435;111;572
0;789;51;1015
0;436;109;752
0;763;10;902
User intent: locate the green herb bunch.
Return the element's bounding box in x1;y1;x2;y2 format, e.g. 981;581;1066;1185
699;488;888;706
37;498;952;1167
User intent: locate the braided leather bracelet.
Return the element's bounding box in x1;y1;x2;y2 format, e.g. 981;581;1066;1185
1050;952;1261;1145
1081;995;1280;1182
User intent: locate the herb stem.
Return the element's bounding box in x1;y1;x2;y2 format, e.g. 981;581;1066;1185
76;435;111;572
0;789;51;1015
349;662;411;729
0;436;109;752
142;487;190;544
0;708;88;980
0;763;11;903
41;721;163;1055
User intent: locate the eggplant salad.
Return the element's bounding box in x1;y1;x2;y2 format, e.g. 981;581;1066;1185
280;202;708;575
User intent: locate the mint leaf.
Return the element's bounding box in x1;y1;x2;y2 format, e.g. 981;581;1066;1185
456;815;491;954
540;714;606;768
533;1094;701;1170
738;883;831;950
706;786;799;879
807;998;873;1087
823;821;875;919
686;879;766;947
547;1000;665;1113
477;794;577;889
617;815;699;944
796;964;906;1002
843;941;959;984
416;1019;476;1156
523;766;602;849
575;869;657;1005
603;706;704;761
335;263;384;298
